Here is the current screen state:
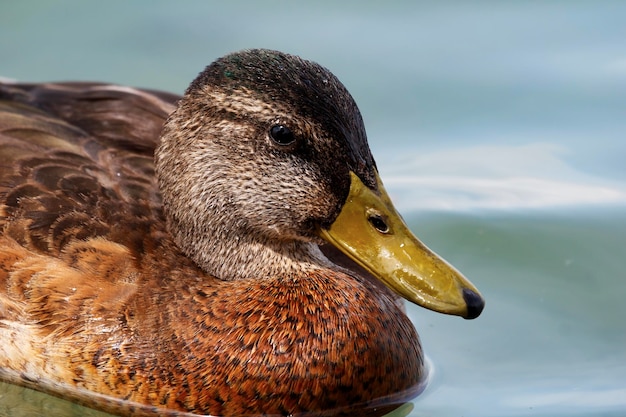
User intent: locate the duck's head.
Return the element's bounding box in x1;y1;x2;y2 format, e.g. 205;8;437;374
155;49;483;319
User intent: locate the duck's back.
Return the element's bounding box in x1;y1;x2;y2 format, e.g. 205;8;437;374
0;82;185;267
0;81;179;245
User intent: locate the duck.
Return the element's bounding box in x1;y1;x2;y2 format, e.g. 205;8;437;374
0;49;484;417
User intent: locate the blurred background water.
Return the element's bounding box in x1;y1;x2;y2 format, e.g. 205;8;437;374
1;1;625;416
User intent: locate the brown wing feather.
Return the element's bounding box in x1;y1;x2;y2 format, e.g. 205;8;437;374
0;82;177;256
0;82;183;334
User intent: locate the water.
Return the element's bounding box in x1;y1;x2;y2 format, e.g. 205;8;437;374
1;1;625;416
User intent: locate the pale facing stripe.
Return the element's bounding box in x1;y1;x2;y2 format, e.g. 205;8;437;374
199;86;277;119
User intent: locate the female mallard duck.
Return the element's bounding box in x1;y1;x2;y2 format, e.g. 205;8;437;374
0;49;483;417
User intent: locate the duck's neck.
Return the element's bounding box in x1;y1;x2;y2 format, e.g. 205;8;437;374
169;218;334;281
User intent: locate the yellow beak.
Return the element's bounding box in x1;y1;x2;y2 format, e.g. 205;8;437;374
319;171;484;319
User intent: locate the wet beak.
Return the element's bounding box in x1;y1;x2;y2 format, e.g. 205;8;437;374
319;171;484;319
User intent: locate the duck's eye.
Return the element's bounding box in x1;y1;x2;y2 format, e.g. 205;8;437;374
269;125;296;146
368;213;390;234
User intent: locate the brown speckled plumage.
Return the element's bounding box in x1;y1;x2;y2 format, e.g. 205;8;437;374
0;50;425;416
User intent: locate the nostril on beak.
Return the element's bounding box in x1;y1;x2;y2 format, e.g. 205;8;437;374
367;213;389;234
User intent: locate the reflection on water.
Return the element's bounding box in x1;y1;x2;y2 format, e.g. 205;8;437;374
378;143;626;212
0;381;112;417
0;381;417;417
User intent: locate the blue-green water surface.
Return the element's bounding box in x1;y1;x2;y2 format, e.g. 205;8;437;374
1;2;625;416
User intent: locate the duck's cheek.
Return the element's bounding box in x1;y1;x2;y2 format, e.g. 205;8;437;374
235;185;338;240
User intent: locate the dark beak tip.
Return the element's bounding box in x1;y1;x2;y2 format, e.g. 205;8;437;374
462;288;485;320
